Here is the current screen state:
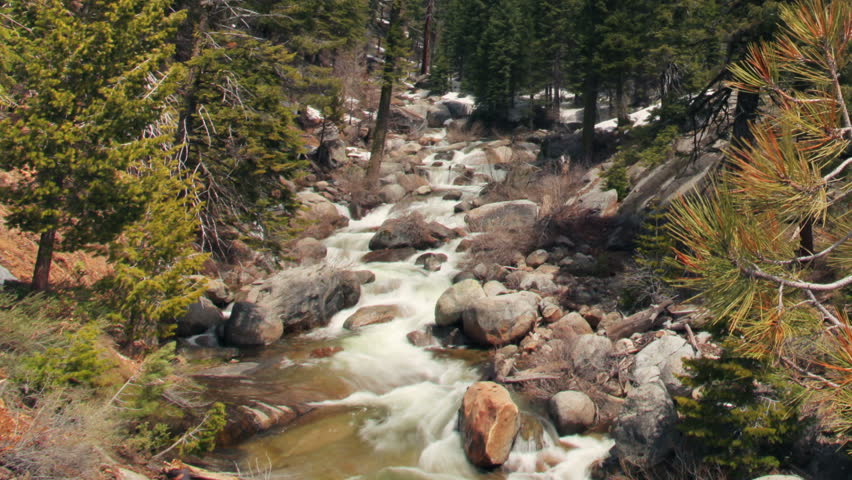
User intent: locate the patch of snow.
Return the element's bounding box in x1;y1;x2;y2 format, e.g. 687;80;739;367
595;104;659;131
305;105;324;123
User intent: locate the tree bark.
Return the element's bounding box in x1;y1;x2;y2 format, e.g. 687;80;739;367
581;74;599;165
32;229;56;291
366;0;402;189
615;72;628;126
420;0;434;75
732;90;759;149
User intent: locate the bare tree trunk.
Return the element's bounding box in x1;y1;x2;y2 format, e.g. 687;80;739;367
420;0;434;75
32;229;56;291
582;74;599;165
732;90;759;148
366;79;394;188
615;72;628;125
366;0;402;189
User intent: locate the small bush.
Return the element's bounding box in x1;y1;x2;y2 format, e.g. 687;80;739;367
675;342;803;477
603;162;630;200
21;323;117;391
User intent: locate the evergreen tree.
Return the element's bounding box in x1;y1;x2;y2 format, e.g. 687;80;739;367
667;0;851;440
0;0;182;290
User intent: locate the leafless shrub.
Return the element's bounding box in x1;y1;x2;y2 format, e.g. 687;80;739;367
445;120;487;144
0;391;120;480
464;227;537;268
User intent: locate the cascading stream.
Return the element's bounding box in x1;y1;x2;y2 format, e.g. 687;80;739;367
228;125;612;479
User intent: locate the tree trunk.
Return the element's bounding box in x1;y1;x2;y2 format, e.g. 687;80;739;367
420;0;434;75
366;79;394;188
615;73;629;126
581;74;599;165
732;90;759;148
799;217;814;257
32;229;56;291
366;0;402;189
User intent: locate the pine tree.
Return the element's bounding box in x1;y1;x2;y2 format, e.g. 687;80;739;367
0;0;183;290
667;0;851;440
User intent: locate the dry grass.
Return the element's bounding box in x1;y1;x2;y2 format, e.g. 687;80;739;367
445;119;488;144
0;390;120;480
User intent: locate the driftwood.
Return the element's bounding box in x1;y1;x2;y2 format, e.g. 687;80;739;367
163;461;243;480
606;299;674;340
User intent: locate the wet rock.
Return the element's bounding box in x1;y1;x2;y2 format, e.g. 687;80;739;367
427;103;452;127
249;266;361;334
177;297;225;337
435;279;486;326
352;270;376;284
465;200;539;233
416;252;448;272
462;292;540;347
459;382;521;469
344;305;402;330
442;99;474;118
389;106;427;133
293;237;327;265
369;215;443;250
379;184;406;203
407;329;434;347
612;380;677;468
415;185;432;195
191;362;261;380
634;335;696;395
397;173;430;192
456;238;474;252
362;248;417;263
525;249;549;268
570;334;613;381
442;190;463;201
223;302;283;346
310;346;343;358
220;401;298;446
549;391;596;435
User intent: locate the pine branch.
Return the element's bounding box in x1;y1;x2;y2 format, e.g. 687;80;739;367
738;260;852;291
761;231;852;265
824;157;852;182
781;356;840;389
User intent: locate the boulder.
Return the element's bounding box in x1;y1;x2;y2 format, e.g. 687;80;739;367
525;250;549;268
223;303;283;346
427;103;452;128
415;185;432;195
379;184;407;203
483;281;509;297
485;146;513;164
352;270;376;284
406;330;434;347
459;382;521;469
177;297;225;337
549;391;596;435
442;99;474;118
634;335;696;395
293;237;327;265
248;266;361;334
465;200;539;233
314;138;348;169
462;292;540;347
362;248;417;263
570;188;619;218
203;277;233;306
344;305;401;330
442;190;463;201
389;106;427;133
369;215;443;251
570;334;613;380
552;312;593;336
435;279;486;326
415;252;448;272
612;380;677;468
296;191;349;238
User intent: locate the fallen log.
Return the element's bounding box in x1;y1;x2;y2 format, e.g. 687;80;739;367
605;299;674;340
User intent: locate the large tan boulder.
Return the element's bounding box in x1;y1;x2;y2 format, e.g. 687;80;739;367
465;200;538;233
459;382;520;468
462;292;540;346
435;279;486;326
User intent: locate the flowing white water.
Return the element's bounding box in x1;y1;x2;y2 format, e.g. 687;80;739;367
231;131;612;479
